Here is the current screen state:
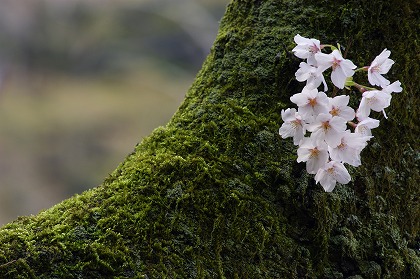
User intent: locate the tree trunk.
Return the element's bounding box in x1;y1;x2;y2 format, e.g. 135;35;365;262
0;0;418;278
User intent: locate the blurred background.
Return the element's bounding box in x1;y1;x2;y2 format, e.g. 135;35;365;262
0;0;229;225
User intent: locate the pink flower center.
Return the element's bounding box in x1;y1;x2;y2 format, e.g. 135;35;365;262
332;57;341;70
357;125;368;134
337;140;346;150
366;97;376;105
308;98;317;107
327;167;335;175
291;119;302;128
309;43;320;53
321;121;331;131
330;106;340;116
309;148;320;158
370;65;381;73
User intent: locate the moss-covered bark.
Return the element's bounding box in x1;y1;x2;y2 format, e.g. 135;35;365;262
0;0;419;278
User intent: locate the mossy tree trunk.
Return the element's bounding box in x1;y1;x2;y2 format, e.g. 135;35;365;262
0;0;418;278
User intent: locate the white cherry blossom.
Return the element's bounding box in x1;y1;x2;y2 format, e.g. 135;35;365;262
357;90;392;119
368;49;394;87
355;117;380;136
279;108;306;145
307;113;347;147
328;95;355;121
280;34;402;192
290;87;329;121
382;80;402;95
295;62;328;91
328;130;372;167
292;34;321;65
315;50;357;89
297;138;329;174
315;161;351;192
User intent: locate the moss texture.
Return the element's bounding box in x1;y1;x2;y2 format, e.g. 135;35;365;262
0;0;419;278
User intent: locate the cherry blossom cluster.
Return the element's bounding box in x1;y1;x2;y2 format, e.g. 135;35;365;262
279;34;402;192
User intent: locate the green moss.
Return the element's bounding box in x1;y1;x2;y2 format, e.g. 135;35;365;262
0;0;419;278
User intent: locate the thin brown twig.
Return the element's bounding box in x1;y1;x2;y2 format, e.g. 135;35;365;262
343;38;353;59
0;259;17;269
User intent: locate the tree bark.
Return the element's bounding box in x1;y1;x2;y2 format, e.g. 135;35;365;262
0;0;419;278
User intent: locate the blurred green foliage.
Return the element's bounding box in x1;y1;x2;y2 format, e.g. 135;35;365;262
0;0;229;225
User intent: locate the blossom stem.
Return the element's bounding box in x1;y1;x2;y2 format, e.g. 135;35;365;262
352;82;376;93
332;86;339;97
321;44;337;51
347;121;357;130
354;67;367;73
